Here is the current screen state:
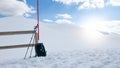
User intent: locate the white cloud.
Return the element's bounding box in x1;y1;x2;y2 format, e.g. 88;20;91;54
56;13;72;19
53;0;105;9
53;0;85;5
55;19;73;24
106;20;120;34
43;19;53;23
53;0;73;5
23;0;27;4
98;20;120;34
80;20;120;34
109;0;120;6
0;0;35;17
53;0;120;9
78;0;105;10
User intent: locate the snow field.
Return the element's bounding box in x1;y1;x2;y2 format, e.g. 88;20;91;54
1;49;120;68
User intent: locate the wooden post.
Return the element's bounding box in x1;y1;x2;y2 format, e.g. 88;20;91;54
0;44;34;50
0;30;34;36
0;30;35;50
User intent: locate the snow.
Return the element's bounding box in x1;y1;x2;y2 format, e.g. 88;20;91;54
0;16;36;45
1;49;120;68
0;16;120;68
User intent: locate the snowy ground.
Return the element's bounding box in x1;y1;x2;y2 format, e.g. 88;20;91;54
1;49;120;68
0;16;120;68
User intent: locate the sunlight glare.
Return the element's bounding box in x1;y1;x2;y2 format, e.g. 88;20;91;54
79;17;107;46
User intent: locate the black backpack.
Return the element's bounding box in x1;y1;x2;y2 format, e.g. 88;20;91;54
35;43;46;57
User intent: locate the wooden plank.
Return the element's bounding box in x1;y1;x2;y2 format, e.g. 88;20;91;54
0;44;35;50
0;30;34;36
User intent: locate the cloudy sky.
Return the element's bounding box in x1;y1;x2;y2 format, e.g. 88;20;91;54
0;0;120;34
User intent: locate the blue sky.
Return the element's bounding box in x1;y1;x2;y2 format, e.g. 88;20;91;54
0;0;120;34
0;0;120;23
37;0;120;23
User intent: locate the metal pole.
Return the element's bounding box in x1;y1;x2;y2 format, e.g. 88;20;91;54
36;0;40;41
